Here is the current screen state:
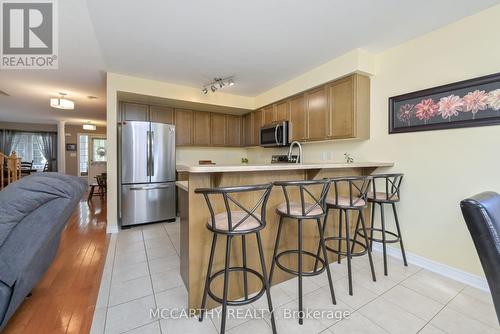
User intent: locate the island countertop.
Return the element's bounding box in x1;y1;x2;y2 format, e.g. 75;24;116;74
176;161;394;173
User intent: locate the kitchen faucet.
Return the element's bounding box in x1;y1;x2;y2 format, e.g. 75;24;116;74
288;141;303;164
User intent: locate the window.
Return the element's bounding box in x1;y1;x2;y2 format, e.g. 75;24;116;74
79;134;89;176
92;138;107;162
12;133;46;170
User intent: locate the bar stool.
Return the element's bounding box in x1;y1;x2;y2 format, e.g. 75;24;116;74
355;173;407;276
315;176;376;296
269;179;336;325
195;184;277;334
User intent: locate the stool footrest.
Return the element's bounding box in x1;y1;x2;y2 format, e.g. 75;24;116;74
275;249;326;277
207;266;265;306
356;228;400;244
324;237;368;257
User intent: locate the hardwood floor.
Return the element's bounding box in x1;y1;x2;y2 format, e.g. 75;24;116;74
3;196;109;334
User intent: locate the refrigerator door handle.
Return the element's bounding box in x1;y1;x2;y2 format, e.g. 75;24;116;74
150;131;155;176
130;185;172;191
146;130;151;176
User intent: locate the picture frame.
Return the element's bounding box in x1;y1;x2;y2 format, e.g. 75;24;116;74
389;72;500;134
66;143;77;151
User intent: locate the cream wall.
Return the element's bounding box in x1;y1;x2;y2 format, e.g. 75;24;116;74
248;5;500;277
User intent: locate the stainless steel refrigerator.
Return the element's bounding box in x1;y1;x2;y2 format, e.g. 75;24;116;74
120;121;176;227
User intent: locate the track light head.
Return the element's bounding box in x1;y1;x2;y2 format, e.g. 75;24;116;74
202;76;234;94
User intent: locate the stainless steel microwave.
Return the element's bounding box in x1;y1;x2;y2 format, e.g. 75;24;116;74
260;121;290;147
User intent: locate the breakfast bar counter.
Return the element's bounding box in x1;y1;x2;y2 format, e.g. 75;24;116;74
176;162;394;310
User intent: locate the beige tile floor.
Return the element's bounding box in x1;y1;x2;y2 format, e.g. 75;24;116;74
91;220;500;334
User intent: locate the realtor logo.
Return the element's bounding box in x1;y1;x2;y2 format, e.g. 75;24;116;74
1;0;58;69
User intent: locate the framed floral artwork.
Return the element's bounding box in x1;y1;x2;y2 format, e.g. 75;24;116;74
389;72;500;134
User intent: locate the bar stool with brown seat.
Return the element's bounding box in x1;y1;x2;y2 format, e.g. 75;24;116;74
195;183;277;334
269;179;336;325
355;173;407;276
315;176;376;296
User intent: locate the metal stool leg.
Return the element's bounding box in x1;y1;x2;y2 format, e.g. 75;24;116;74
392;203;408;266
344;209;353;296
269;215;284;285
360;211;376;282
370;203;376;251
242;235;248;300
338;209;343;264
199;234;218;321
220;235;232;334
256;232;277;334
298;219;304;325
314;208;329;271
316;218;336;305
350;213;361;254
380;204;388;276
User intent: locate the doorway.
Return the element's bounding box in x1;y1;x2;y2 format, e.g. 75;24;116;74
88;135;107;182
78;134;107;183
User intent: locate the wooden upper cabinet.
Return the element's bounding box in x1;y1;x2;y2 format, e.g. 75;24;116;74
263;106;276;124
122;102;148;122
276;101;290;121
252;110;263;145
226;115;242;147
149;105;174;124
328;73;370;140
305;87;328;141
289;95;306;141
174;109;193;146
210;113;226;146
328;76;354;139
193;111;211;146
243;113;253;147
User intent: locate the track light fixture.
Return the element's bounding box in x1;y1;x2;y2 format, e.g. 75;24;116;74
202;77;235;94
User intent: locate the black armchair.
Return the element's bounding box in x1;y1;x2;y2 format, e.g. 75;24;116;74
460;191;500;325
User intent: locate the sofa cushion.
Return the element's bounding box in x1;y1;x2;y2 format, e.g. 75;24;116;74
0;173;86;248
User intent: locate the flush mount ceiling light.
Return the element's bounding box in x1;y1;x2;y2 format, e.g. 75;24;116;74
83;122;96;131
202;77;235;94
50;92;74;110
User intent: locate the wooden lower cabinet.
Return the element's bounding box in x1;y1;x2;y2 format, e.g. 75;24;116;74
193;111;211;146
210;113;226;146
175;109;194;146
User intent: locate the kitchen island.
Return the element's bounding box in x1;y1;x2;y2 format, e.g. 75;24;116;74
176;162;394;310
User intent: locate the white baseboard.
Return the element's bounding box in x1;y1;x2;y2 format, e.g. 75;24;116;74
372;243;489;292
106;224;119;234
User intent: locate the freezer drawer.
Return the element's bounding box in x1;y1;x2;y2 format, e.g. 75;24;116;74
121;182;176;227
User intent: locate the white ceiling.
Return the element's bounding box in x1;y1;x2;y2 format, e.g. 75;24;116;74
0;0;106;125
1;0;498;125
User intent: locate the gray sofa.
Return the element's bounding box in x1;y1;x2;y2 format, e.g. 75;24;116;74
0;173;86;331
